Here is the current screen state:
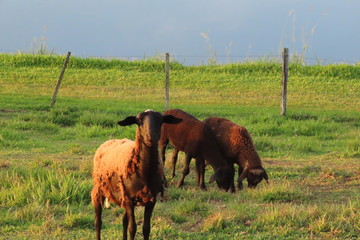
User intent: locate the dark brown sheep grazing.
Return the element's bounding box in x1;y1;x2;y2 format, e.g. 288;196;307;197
91;110;181;240
204;117;268;189
159;109;235;192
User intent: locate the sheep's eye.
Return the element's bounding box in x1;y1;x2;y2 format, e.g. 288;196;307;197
136;118;143;125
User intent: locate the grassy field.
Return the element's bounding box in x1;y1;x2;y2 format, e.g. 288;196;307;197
0;54;359;239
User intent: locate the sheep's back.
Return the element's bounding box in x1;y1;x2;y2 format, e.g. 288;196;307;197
162;109;204;152
204;118;237;151
205;117;261;166
93;139;135;180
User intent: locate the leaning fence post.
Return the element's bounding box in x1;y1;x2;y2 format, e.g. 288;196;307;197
165;52;170;110
51;51;71;107
281;48;289;116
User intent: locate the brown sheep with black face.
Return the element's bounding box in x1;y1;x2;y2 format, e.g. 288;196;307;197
204;117;269;189
159;109;235;192
91;110;181;240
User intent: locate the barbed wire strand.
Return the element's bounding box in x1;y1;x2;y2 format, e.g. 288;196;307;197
1;49;359;65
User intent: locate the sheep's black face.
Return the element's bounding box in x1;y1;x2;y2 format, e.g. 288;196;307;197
136;111;164;146
238;168;269;189
216;178;233;191
118;110;182;147
247;173;264;188
211;166;235;192
247;168;269;188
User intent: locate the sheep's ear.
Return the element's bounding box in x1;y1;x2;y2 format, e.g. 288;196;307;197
209;173;217;183
209;168;222;183
118;116;137;126
238;168;248;182
162;115;182;124
263;169;269;183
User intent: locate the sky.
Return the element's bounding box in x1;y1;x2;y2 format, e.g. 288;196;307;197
0;0;359;65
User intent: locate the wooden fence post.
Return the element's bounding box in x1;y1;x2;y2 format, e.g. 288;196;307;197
50;51;71;107
281;48;289;116
165;53;170;110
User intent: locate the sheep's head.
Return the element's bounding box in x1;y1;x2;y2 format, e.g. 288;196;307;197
209;165;235;192
118;110;182;146
239;167;269;188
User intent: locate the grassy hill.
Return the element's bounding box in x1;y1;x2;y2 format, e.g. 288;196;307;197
0;53;359;239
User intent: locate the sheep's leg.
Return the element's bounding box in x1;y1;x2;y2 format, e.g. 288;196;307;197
170;148;179;178
159;139;169;164
237;166;244;190
94;203;103;240
123;204;136;240
195;157;206;190
230;178;236;193
122;212;128;240
159;139;169;187
177;154;192;188
143;201;156;240
91;187;104;240
195;158;200;184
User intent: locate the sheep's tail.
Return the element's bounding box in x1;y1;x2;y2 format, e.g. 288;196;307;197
104;198;111;208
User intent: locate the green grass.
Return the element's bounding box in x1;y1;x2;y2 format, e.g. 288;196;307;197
0;54;359;239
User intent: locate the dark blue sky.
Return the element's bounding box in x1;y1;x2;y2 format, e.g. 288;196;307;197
0;0;359;64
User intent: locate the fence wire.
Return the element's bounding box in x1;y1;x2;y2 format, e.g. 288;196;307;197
0;51;359;112
1;49;359;65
